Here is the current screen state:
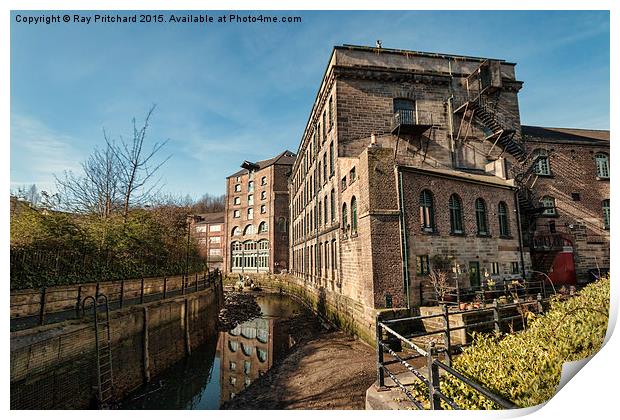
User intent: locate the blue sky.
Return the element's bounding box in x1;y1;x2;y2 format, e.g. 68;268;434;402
10;10;610;197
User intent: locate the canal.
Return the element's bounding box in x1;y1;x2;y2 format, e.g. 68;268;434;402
120;292;304;409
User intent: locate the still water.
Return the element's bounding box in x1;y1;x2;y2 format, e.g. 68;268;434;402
121;293;301;409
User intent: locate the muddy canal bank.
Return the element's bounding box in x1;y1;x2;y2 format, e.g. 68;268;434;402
122;290;376;409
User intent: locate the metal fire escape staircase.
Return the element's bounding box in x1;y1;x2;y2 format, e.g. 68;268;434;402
82;294;114;408
453;60;545;237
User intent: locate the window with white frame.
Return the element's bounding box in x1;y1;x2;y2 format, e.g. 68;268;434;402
595;153;610;178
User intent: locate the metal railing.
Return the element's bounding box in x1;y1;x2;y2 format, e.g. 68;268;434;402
375;294;553;409
430;278;547;308
531;233;573;251
10;269;223;332
391;109;434;130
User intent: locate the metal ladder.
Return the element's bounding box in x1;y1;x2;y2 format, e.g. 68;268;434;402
82;294;114;408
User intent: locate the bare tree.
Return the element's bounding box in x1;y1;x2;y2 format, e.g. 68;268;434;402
191;193;226;213
54;105;170;220
55;139;122;218
12;184;41;207
113;105;171;220
429;269;450;303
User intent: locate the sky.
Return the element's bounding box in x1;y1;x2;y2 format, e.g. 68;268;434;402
10;10;610;198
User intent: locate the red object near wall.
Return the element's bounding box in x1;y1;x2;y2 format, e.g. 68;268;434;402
549;251;577;286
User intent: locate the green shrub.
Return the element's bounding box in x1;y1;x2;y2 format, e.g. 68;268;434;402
440;278;610;409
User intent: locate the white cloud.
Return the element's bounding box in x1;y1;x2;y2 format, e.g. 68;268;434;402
10;114;83;188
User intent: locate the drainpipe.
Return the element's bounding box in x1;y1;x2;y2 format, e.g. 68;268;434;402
514;189;527;279
396;167;411;310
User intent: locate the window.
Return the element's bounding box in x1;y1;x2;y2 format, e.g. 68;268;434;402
541;196;556;216
329;143;334;176
248;181;254;192
234;196;241;205
322;111;327;140
210;236;221;244
261;176;267;186
248;194;254;205
232;227;241;236
342;203;348;232
498;201;510;237
258;240;269;269
277;217;287;233
533;149;550;176
324;196;328;225
393;98;416;124
475;198;488;235
233;210;240;218
330;189;336;221
229;361;236;370
258;221;268;233
195;225;206;233
243;225;254;235
323;156;327;184
318;202;322;226
260;204;266;214
247;208;254;220
511;262;520;274
244;361;251;375
261;191;267;200
595;153;609;178
351;197;358;234
571;193;581;201
209;224;221;232
349;167;356;183
235;184;241;192
209;248;222;256
416;255;430;275
419;190;435;231
603;199;610;230
328;96;333;129
341;176;347;190
491;262;500;275
548;220;556;234
449;194;464;234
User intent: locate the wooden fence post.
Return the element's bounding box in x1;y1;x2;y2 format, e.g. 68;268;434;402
143;307;151;383
184;298;192;356
119;280;125;309
75;285;82;318
442;304;452;366
39;287;47;326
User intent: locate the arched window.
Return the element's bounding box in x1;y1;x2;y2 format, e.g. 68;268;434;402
419;190;435;231
232;227;241;236
342;203;348;232
261;190;267;200
243;224;254;235
228;340;238;352
277;217;287;233
351;196;358;234
603;199;610;230
498;202;510;237
330;189;336;221
257;348;268;363
533;149;550;176
248;194;254;205
540;196;556;216
595;153;610;178
475;198;488;235
449;194;464;234
247;208;253;220
258;221;267;233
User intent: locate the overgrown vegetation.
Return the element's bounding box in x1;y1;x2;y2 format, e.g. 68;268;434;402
10;107;211;290
10;204;205;290
440;278;610;409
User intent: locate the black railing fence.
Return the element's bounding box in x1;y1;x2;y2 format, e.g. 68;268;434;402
10;269;223;332
376;293;553;410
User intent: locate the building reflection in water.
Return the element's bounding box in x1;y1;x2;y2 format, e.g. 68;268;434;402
218;311;292;405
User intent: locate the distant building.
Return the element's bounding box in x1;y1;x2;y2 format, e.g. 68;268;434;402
191;212;225;270
223;151;296;274
521;126;610;283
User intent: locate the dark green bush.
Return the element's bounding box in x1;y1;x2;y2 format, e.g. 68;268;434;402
440;278;610;409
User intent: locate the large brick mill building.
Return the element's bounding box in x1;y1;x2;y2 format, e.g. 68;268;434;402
223;151;296;274
283;44;609;340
